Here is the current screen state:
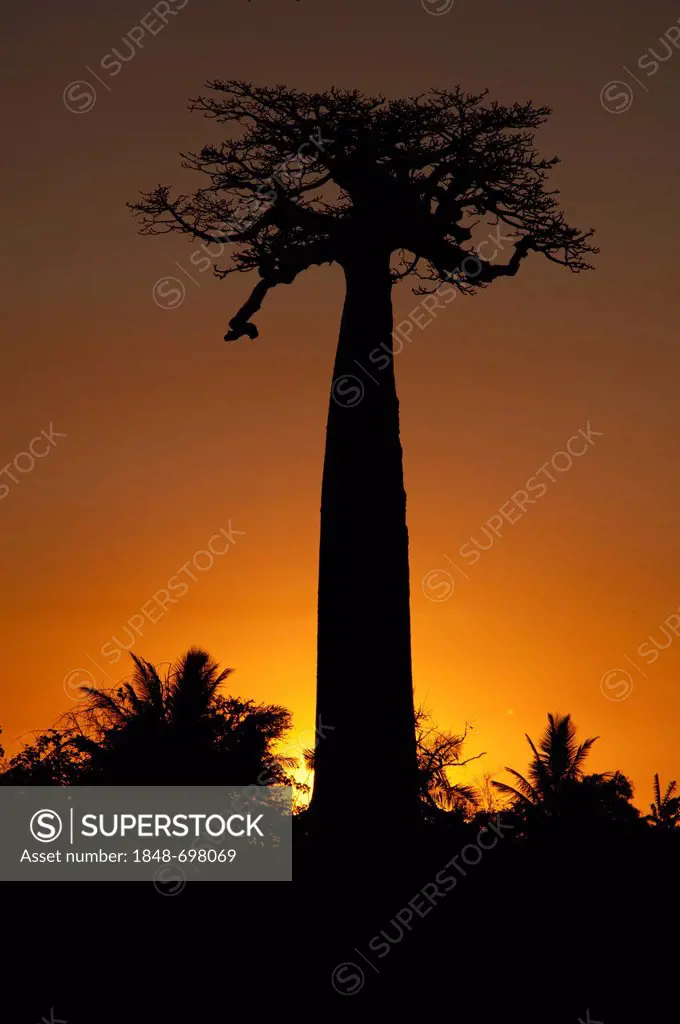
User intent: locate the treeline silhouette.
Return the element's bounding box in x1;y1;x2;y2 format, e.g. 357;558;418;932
2;648;677;844
1;649;297;793
3;648;677;1023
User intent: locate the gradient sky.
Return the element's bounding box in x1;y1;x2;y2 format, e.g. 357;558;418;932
2;0;679;809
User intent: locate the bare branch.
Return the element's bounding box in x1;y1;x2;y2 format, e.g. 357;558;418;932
131;81;597;340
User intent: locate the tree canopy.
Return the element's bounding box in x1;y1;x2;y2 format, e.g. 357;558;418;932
492;712;641;832
129;81;597;341
0;648;296;790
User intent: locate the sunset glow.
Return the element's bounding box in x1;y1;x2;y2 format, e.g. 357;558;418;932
3;0;679;816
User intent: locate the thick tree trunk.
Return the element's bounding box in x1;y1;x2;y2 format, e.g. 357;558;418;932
311;244;419;839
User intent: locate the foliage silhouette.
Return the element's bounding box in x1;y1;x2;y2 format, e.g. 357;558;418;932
302;705;482;823
647;773;680;829
0;727;86;786
1;649;296;790
129;81;597;834
492;712;640;833
492;711;597;806
413;707;482;820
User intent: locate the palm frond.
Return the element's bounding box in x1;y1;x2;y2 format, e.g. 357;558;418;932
524;734;551;794
504;767;539;803
568;737;598;780
491;779;533;805
79;686;128;720
662;779;677;806
130;653;165;713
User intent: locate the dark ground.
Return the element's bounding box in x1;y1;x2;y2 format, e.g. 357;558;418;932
9;826;676;1023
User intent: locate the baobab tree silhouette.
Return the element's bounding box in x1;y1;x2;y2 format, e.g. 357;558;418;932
130;81;597;841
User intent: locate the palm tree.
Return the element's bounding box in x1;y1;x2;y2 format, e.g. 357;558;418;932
69;648;295;786
492;712;598;817
648;774;680;829
130;83;596;832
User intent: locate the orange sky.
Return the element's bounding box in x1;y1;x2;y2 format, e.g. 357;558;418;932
2;0;680;810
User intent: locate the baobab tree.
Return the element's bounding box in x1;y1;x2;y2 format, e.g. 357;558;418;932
130;82;596;836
